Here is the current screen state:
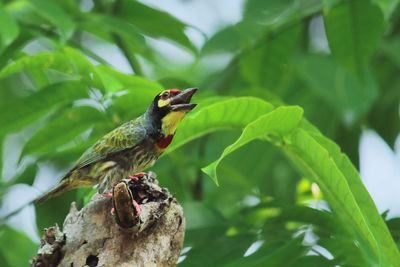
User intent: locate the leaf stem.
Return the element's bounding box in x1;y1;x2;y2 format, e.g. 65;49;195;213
111;0;143;76
192;137;207;200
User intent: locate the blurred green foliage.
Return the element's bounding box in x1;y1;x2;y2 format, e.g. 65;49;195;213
0;0;400;266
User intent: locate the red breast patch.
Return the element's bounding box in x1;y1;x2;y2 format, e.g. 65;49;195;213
157;135;174;149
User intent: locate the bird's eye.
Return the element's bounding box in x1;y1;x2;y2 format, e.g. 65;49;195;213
161;92;170;100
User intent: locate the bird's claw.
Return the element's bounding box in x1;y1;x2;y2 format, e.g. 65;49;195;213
128;172;146;181
133;200;141;216
100;192;113;198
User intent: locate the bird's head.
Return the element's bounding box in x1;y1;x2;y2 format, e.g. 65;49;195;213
147;88;197;136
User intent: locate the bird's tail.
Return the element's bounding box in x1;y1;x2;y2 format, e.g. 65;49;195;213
35;179;72;204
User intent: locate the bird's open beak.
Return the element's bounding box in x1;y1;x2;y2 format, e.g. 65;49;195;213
169;87;198;112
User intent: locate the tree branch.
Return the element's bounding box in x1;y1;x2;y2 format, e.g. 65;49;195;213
31;172;185;267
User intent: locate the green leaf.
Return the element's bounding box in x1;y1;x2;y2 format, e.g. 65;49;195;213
5;0;46;27
202;106;303;184
323;0;384;78
0;3;20;47
22;106;108;157
296;55;378;120
239;25;300;89
224;236;307;267
387;217;400;243
119;0;195;52
172;96;398;264
380;37;400;67
244;0;325;31
95;65;161;93
29;0;75;41
244;0;295;25
277;205;335;230
202;24;252;54
0;226;36;267
0;81;90;136
0;143;3;182
183;202;227;230
100;67;163;121
182;230;255;267
81;14;146;53
292;256;336;267
203;0;323;55
167;97;274;153
372;0;399;20
286;129;400;266
0;47;103;89
310;133;400;266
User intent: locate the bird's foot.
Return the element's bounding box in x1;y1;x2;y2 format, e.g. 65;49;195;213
110;207;115;215
128;172;146;181
133;199;142;216
99;192;113;198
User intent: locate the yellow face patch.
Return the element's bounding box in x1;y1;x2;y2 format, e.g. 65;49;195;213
157;98;170;108
157;90;172;108
161;111;186;136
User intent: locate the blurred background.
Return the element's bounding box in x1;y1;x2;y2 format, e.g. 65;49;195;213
0;0;399;266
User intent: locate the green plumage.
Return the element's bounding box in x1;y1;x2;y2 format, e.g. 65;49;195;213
36;88;197;204
75;119;146;170
37;117;153;203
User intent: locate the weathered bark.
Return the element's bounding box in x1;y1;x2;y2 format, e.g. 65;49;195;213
31;173;185;267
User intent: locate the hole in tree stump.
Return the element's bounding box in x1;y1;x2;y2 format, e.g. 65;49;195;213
86;255;99;267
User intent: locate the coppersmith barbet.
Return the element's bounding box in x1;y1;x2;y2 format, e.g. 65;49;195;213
36;88;197;203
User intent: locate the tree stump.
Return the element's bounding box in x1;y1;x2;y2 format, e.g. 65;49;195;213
31;172;185;267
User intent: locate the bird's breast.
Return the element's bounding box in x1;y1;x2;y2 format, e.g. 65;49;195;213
125;144;159;171
156;134;174;149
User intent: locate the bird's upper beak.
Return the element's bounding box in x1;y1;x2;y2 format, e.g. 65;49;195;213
169;88;198;112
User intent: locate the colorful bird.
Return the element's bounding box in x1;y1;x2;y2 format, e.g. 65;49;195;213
36;88;197;208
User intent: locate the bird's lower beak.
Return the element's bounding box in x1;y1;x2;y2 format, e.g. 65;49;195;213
170;87;198;112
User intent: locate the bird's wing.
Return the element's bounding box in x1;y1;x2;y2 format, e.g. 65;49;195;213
73;119;147;170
